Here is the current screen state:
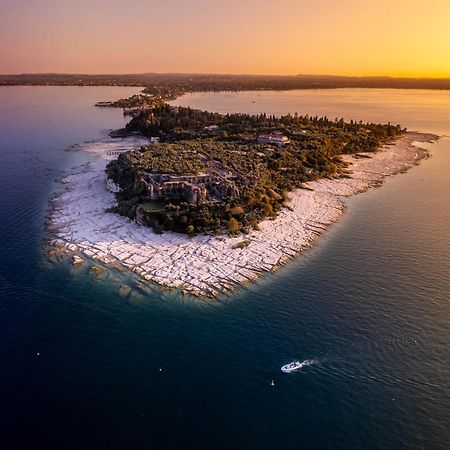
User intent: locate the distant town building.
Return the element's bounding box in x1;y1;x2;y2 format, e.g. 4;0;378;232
95;101;114;107
203;125;219;131
257;134;290;146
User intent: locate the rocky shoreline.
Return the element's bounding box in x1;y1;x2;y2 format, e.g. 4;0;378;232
47;132;437;298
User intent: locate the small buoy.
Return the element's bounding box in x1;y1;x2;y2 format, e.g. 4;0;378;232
270;380;275;386
159;368;162;372
36;352;40;356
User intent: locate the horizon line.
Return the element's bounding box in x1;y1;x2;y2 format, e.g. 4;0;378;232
2;72;450;80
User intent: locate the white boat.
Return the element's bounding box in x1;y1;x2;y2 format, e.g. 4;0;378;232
281;361;302;373
281;359;317;373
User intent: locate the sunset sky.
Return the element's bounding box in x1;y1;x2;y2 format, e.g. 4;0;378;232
1;0;449;77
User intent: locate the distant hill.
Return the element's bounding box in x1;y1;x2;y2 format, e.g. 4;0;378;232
1;73;450;91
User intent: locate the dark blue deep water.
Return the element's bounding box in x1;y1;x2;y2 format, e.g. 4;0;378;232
0;87;449;450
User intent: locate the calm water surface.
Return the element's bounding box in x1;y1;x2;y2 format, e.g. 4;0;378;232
0;87;449;450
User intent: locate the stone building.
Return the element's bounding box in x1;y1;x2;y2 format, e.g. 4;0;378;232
257;134;290;146
143;173;239;204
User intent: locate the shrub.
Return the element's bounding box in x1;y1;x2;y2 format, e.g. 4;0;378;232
227;217;240;234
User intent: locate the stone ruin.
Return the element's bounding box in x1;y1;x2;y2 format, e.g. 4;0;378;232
143;173;240;204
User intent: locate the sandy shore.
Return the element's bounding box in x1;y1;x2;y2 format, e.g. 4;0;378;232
47;132;437;297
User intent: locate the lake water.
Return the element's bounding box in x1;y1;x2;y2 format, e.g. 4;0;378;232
0;87;449;450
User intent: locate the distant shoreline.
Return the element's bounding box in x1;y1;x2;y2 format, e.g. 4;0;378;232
2;73;450;93
46;131;438;298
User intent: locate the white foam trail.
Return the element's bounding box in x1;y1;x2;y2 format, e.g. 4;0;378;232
299;359;318;369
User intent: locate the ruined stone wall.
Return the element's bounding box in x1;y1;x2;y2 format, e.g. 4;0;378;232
144;173;239;204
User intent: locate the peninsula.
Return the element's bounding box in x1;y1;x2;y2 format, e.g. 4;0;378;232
47;95;437;297
106;104;404;236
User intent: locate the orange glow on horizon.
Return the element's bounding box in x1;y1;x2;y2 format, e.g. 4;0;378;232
1;0;449;78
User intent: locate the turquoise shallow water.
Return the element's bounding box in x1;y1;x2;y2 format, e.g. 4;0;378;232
0;87;449;450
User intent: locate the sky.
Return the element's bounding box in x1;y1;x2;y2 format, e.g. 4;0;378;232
1;0;449;77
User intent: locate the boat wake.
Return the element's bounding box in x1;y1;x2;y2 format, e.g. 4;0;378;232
299;359;318;368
